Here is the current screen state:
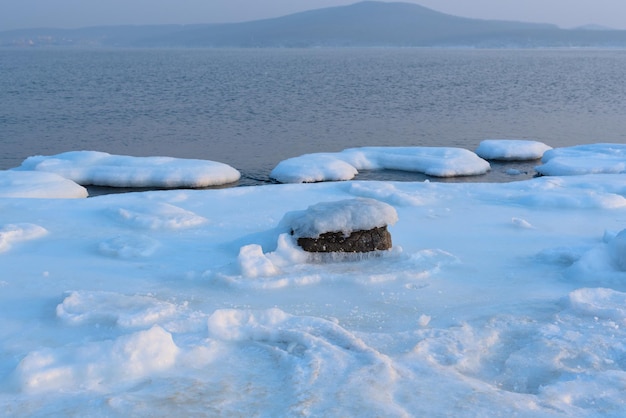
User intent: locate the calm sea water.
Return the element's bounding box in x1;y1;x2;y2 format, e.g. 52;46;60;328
2;48;626;186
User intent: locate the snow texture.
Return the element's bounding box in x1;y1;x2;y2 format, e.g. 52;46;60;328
283;198;398;238
475;139;552;161
3;146;626;416
13;150;241;188
0;223;48;253
271;146;490;183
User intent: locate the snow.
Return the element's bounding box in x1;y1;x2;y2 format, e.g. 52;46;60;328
12;150;241;188
0;223;48;253
3;146;626;416
536;143;626;176
283;198;398;238
0;170;88;198
270;146;490;183
17;325;179;393
475;139;552;161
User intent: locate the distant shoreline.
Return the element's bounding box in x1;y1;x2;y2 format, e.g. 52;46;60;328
2;2;626;49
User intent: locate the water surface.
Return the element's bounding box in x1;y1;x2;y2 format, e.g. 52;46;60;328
2;48;625;186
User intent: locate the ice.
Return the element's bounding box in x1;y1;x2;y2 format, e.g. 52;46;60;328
475;139;552;161
271;146;490;183
3;149;626;416
12;150;241;188
0;170;88;198
536;143;626;176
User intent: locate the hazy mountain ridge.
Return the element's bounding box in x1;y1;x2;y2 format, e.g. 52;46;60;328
2;1;626;48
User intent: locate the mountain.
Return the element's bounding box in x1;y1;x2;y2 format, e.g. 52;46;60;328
574;24;615;31
2;1;626;48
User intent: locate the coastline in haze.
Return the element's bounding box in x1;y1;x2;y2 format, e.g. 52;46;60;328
2;1;626;48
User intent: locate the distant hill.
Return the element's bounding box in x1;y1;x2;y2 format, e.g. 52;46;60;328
574;24;615;31
2;1;626;48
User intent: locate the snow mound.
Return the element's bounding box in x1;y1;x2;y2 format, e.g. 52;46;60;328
236;233;312;280
13;150;241;188
536;143;626;176
542;227;626;284
282;198;398;238
475;139;552;161
0;223;48;253
16;325;179;393
114;202;207;230
271;147;490;183
238;244;281;278
269;153;358;183
0;170;87;198
57;291;179;328
229;232;455;287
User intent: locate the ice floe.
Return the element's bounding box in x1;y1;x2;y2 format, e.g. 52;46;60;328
475;139;552;160
0;170;88;198
271;146;490;183
536;143;626;176
12;150;241;188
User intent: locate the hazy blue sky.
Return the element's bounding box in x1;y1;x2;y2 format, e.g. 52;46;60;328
2;0;626;31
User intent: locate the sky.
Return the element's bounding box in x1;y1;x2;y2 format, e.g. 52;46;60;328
1;0;626;31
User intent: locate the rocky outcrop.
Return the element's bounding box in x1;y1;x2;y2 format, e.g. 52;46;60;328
296;225;392;253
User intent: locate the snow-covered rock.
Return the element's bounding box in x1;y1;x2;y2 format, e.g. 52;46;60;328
283;198;398;239
282;198;397;253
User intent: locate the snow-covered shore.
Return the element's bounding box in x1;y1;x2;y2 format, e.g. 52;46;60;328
2;143;626;416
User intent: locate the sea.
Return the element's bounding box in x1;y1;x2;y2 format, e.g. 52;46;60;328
2;47;626;187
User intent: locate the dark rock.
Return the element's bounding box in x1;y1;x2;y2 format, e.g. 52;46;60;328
296;226;392;253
